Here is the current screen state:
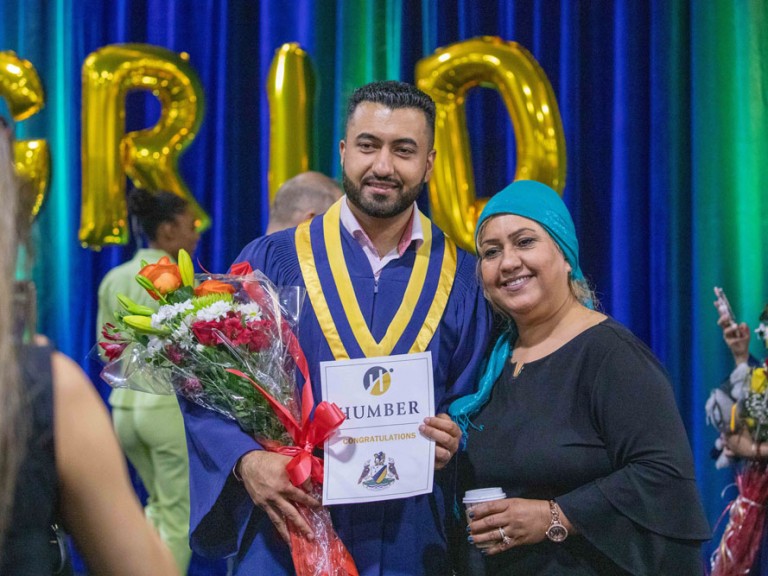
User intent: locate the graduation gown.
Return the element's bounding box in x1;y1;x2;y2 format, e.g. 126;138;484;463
181;208;492;575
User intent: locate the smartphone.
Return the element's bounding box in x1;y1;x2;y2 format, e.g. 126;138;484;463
714;286;736;325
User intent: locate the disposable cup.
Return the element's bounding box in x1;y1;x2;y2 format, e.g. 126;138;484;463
463;487;506;548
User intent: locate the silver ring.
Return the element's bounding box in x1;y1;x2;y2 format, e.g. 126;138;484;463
498;527;511;547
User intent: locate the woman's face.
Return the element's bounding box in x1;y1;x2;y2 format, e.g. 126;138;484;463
477;214;572;321
168;207;201;257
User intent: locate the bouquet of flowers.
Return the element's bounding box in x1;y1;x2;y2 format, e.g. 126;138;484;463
98;250;358;576
706;306;768;576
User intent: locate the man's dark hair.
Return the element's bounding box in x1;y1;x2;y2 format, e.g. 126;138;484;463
345;81;436;139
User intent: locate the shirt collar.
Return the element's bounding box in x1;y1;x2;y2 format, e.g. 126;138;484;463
339;196;424;257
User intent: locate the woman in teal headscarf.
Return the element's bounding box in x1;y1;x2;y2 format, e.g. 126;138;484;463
449;180;710;575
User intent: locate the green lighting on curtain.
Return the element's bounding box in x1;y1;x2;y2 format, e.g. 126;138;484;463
40;0;76;352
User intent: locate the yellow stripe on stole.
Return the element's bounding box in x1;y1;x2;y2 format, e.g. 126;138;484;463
295;200;457;359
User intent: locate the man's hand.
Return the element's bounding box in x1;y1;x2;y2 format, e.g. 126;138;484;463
237;451;321;543
419;413;461;470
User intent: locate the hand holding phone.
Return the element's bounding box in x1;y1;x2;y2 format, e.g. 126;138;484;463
714;286;736;325
714;287;751;364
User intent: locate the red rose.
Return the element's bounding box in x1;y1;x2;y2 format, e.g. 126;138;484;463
246;319;274;351
191;319;225;346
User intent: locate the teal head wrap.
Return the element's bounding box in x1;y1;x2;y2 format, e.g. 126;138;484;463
450;180;589;441
475;179;584;280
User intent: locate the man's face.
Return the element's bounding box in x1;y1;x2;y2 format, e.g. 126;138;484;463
340;102;435;219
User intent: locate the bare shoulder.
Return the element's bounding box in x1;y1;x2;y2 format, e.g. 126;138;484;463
50;351;112;460
51;352;100;402
50;352;180;575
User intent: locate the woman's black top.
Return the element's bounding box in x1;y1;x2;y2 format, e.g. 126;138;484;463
455;319;710;575
0;345;68;574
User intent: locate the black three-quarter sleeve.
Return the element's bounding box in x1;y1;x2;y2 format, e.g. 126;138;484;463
557;327;710;574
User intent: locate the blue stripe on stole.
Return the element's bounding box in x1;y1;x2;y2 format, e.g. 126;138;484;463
307;216;366;359
390;223;446;356
307;216;447;359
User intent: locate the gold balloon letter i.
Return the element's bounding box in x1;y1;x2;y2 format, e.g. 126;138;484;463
0;51;50;221
266;43;316;203
80;44;208;248
416;36;566;252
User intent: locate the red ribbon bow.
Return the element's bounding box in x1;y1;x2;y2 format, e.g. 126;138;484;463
226;271;345;487
228;367;345;486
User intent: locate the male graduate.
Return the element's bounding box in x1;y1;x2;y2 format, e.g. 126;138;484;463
181;81;492;575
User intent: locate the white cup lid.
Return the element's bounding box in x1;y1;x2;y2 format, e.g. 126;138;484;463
463;487;506;504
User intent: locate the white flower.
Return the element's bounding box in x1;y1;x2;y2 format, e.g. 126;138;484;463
146;336;166;359
195;300;232;322
171;322;195;350
152;300;194;328
237;302;263;321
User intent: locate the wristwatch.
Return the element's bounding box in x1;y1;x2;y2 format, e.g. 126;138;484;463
545;500;568;542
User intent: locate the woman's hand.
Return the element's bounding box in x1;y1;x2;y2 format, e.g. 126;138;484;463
466;498;564;555
714;300;751;365
723;428;765;460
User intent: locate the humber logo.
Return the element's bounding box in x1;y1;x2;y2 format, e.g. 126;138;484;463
363;366;392;396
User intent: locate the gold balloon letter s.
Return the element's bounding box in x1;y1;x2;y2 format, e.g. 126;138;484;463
0;51;50;221
416;36;566;251
80;44;207;248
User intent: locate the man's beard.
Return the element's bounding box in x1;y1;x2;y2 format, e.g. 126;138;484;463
342;169;425;219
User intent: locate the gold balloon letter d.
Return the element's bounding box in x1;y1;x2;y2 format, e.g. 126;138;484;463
416;36;566;251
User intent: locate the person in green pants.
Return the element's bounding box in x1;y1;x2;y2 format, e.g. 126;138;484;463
97;187;200;573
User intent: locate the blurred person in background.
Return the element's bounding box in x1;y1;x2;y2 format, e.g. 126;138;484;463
96;187;200;573
0;121;178;574
266;171;343;234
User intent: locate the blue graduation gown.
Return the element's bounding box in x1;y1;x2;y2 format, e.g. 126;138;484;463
180;217;493;575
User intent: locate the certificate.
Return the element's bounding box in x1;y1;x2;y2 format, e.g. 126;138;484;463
321;352;435;505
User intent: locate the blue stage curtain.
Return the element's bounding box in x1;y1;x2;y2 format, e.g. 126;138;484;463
3;0;768;569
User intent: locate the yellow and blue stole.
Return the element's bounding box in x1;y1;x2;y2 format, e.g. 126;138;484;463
295;200;457;360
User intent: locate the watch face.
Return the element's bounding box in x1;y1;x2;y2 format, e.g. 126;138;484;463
546;523;568;543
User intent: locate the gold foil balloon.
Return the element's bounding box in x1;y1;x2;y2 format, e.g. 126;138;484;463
266;43;315;203
0;51;44;120
0;51;50;221
416;36;566;251
14;140;50;221
80;43;207;248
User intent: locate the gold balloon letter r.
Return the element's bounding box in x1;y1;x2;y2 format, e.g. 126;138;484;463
80;44;208;248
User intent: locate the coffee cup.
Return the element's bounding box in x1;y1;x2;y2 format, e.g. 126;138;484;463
463;487;506;548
